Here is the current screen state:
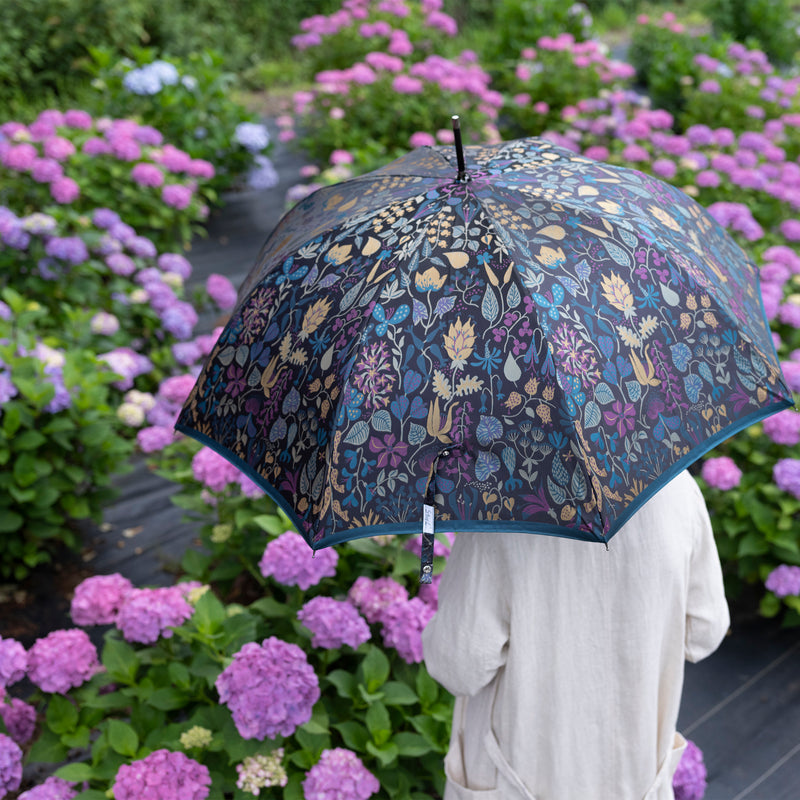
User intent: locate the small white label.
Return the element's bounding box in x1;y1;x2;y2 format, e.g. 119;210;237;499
423;504;435;535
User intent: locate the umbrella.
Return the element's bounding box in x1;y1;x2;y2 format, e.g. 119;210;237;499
176;118;793;581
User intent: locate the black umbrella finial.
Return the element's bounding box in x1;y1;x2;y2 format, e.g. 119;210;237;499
452;115;467;182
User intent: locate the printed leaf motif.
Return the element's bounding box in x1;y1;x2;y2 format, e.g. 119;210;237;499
435;296;456;315
625;380;642;403
507;283;521;308
481;285;499;324
751;352;767;378
504;353;522;382
344;421;370;446
501;446;517;474
340;278;365;311
660;283;680;307
551;454;569;487
684;374;703;403
584;400;602;428
571;466;587;501
698;362;713;385
603;240;631;268
371;410;392;432
282;387;301;415
618;228;639;250
475;451;501;481
593;382;615;405
408;423;426;445
670;343;691;372
547;475;567;506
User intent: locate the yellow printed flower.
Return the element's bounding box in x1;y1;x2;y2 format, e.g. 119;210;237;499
325;243;353;265
536;246;566;268
432;369;452;400
647;204;681;231
703;311;719;328
687;294;697;310
505;391;522;410
443;318;476;369
300;298;332;338
536;403;551;424
415;267;447;291
680;313;691;330
600;272;635;318
525;377;539;395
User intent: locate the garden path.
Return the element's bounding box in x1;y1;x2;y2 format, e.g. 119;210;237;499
2;118;800;799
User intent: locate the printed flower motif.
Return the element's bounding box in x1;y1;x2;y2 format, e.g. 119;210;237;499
647;204;681;231
552;322;600;381
415;267;447;291
603;401;636;437
352;341;396;410
368;433;408;469
600;272;635;317
536;245;566;268
444;318;476;368
300;298;332;338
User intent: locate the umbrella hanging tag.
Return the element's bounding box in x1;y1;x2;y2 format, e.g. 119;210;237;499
420;503;435;584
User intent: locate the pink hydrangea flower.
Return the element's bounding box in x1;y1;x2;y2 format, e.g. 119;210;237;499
27;629;102;694
64;109;93;129
0;696;37;745
206;273;238;310
50;177;80;203
159;374;197;405
0;733;22;796
70;573;133;626
131;162;165;187
762;409;800;445
765;564;800;597
380;597;434;663
113;749;211;800
191;447;241;492
116;587;194;644
216;636;320;740
162;184;193;210
18;775;78;799
701;456;742;490
672;739;706;800
1;143;37;171
158;252;193;279
259;532;338;589
297;597;370;649
302;749;379;800
347;576;408;624
43;136;76;161
0;638;27;687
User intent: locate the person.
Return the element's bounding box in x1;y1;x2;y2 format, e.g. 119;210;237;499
422;470;730;800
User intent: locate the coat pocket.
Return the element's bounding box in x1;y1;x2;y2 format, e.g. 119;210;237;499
443;738;505;800
643;732;688;800
484;728;538;800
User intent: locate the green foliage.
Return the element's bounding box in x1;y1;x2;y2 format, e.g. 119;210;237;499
0;294;133;580
704;0;800;66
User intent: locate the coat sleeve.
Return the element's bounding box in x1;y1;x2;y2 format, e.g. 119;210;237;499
422;533;509;697
684;478;730;663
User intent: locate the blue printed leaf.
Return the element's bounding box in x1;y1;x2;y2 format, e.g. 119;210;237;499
412;299;428;324
475;451;501;481
547;475;567;506
371;410;392;432
670;343;691;372
571;466;587;501
551;454;569;487
584;400;602;428
603;241;631;268
625;381;642;403
481;285;499;324
507;283;521;308
501;446;517;474
344;421;370;446
435;296;456;315
408;423;426;445
593;382;615;405
684;374;703;404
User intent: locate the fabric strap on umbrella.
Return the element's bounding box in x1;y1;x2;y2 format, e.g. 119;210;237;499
421;448;453;584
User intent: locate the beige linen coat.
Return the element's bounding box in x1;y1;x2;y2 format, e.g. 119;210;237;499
422;470;730;800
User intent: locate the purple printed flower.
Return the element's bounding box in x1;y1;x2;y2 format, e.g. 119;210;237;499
259;531;338;590
206;273;238;310
113;749;211;800
18;776;78;800
765;564;800;598
380;597;434;663
70;573;133;626
302;748;379;800
0;733;22;796
701;456;742;490
672;739;707;800
0;638;27;687
215;636;320;740
348;576;408;624
191;447;241;492
115;587;194;644
297;597;370;650
0;696;36;745
27;629;101;694
773;458;800;499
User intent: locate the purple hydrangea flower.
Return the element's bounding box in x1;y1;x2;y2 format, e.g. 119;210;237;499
162;184;193;210
44;366;71;413
161;301;199;340
259;532;338;590
137;425;176;453
765;564;800;598
93;208;121;229
44;236;88;265
105;253;136;276
50;177;80;204
380;597;434;664
98;347;153;391
90;311;120;337
131;162;164;188
70;573;133;626
128;235;157;259
0;733;22;796
700;456;742;490
206;273;238;310
158;253;192;279
347;576;408;624
247;154;279;190
763;409;800;445
672;739;707;800
215;636;320;740
773;458;800;499
0;371;18;405
115;587;194;644
234;122;270;152
0;638;27;687
18;775;78;800
0;696;37;744
172;341;202;366
113;749;211;800
191;447;241;492
27;629;101;694
301;748;379;800
417;572;442;611
297;597;371;650
405;530;455;559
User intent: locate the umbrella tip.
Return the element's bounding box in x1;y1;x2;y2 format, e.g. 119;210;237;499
451;115;467;183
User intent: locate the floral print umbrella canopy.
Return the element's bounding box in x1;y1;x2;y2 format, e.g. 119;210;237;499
177;136;792;570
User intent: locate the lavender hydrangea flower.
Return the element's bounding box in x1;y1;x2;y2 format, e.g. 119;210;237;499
93;208;121;229
115;586;194;644
765;564;800;598
191;447;241;492
762;409;800;445
206;273;238;310
259;532;338;590
700;456;742;490
161;301;199;340
672;739;707;800
247;155;279;190
113;749;211;800
236;749;288;794
773;458;800;499
44;365;71;413
234;122;270;153
215;636;320;740
381;597;435;664
90;311;120;336
0;733;22;796
158;253;193;279
162;184;193;210
27;629;101;694
301;748;379;800
297;597;370;650
348;576;408;624
70;573;133;626
98;347;153;391
0;637;27;686
405;530;455;559
137;425;176;453
0;696;37;744
18;775;78;800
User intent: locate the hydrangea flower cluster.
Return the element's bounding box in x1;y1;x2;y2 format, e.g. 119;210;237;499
234;122;270;153
236;749;288;795
297;596;371;649
18;776;78;800
115;586;195;644
765;564;800;597
700;456;743;491
180;726;213;750
380;597;434;663
762;409;800;446
206;273;238;310
97;346;154;391
191;446;243;493
113;749;211;800
70;573;133;626
215;636;320;740
0;637;27;687
347;575;408;623
0;733;22;796
259;532;338;590
0;694;37;745
26;629;102;694
773;458;800;499
672;739;707;800
123;60;181;95
301;748;379;800
404;530;455;559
